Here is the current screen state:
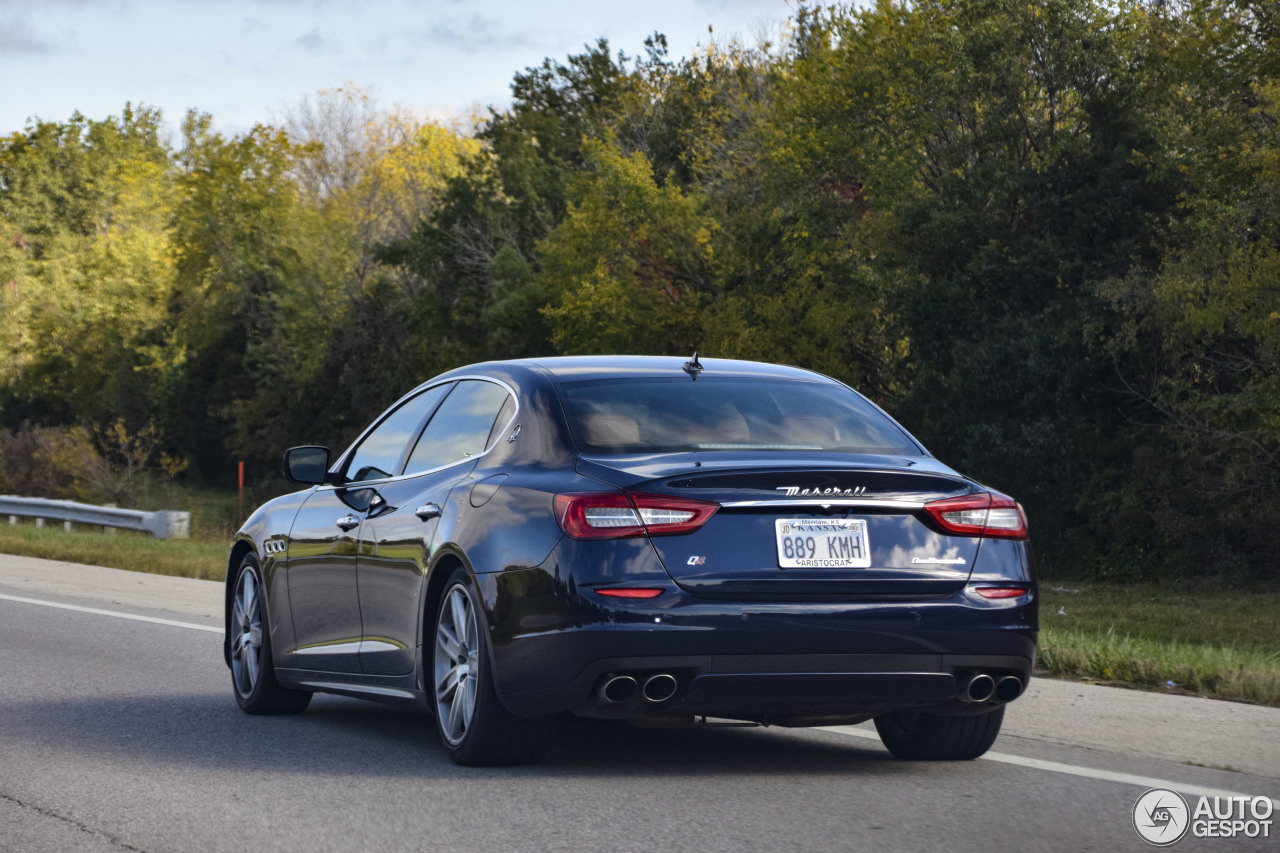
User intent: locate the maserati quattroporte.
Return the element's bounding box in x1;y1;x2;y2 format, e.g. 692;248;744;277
225;356;1036;765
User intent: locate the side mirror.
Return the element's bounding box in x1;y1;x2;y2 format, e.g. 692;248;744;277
283;446;331;485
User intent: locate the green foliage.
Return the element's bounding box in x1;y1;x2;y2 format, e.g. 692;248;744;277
540;137;714;353
0;107;174;427
164;114;338;477
0;2;1276;580
0;419;185;506
481;245;550;358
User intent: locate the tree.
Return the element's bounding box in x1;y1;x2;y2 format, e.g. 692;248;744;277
0;106;174;429
539;137;715;354
1092;4;1280;575
166;112;349;477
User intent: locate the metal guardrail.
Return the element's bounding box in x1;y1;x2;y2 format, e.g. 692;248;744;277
0;496;190;539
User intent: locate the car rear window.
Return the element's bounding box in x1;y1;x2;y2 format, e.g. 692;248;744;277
557;377;921;456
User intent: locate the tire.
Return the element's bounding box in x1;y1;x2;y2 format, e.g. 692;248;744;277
229;554;312;715
874;706;1004;760
431;567;553;766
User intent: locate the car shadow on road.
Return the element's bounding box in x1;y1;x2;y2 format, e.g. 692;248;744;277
1;691;927;780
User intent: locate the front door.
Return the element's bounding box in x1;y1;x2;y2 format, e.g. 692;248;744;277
285;488;368;672
284;381;454;673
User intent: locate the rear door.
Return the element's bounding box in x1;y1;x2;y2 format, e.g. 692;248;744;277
357;380;516;676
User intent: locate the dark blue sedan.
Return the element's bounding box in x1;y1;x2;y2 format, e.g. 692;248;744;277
225;356;1037;765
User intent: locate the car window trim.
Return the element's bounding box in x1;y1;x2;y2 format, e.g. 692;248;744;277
400;379;515;477
483;394;518;451
324;376;519;490
338;382;456;486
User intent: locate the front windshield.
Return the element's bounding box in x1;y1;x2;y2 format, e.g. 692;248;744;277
557;377;921;456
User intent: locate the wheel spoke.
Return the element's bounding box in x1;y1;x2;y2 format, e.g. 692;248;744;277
437;666;458;701
236;650;251;694
436;664;461;701
243;575;257;619
245;643;258;688
249;625;262;646
436;622;461;659
231;632;245;655
450;591;468;641
232;599;246;630
459;609;472;651
460;673;475;730
448;677;467;739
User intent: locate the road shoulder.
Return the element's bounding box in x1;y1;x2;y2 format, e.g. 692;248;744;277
0;554;222;620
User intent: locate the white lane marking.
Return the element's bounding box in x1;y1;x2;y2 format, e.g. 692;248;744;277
823;726;1280;808
0;593;223;634
5;587;1277;806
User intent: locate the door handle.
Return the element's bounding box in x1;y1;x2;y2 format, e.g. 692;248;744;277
414;503;442;521
335;514;360;531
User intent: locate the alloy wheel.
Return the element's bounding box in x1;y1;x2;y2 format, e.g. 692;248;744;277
231;569;263;698
434;584;480;746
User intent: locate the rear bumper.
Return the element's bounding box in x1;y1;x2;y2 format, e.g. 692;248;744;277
486;582;1038;718
499;651;1032;719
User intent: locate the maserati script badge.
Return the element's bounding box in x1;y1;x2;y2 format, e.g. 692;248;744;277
776;486;867;497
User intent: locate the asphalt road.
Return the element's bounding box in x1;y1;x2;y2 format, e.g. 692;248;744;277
1;556;1277;853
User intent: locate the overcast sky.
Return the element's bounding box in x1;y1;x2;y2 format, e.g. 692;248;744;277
2;0;794;137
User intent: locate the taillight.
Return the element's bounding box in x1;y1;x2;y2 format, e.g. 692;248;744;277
924;492;1028;540
554;493;719;540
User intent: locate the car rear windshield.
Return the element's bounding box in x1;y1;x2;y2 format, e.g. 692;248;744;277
557;377;922;456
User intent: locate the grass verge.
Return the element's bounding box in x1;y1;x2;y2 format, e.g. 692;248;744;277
0;521;227;581
1037;583;1280;707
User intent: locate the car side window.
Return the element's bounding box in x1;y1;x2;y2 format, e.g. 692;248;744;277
403;380;513;475
344;384;451;483
485;395;517;449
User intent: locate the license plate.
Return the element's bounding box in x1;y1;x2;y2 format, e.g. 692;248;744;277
775;518;871;568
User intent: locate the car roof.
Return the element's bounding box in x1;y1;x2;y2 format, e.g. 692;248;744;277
511;355;832;383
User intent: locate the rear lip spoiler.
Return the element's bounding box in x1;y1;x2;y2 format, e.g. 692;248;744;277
720;498;927;510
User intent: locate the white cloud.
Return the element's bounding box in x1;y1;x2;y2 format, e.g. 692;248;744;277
692;0;790;9
0;17;54;54
423;14;542;53
0;0;95;6
295;26;337;53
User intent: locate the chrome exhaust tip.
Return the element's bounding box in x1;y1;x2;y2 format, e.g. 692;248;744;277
597;674;638;704
959;673;996;703
995;675;1024;703
642;673;678;703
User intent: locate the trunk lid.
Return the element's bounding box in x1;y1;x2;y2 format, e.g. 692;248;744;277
577;453;983;599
